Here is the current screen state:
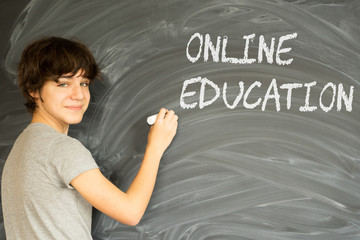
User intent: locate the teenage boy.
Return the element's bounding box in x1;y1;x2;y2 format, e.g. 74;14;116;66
1;37;178;240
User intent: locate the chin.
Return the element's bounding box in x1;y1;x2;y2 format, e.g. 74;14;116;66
67;117;84;125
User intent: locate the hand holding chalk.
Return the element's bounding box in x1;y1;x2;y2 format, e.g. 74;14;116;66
147;108;178;154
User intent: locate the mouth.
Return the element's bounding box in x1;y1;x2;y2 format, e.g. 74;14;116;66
65;106;83;111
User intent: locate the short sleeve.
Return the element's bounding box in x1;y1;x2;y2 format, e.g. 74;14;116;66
50;136;99;189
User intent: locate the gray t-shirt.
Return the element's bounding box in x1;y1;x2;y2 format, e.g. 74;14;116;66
1;123;99;240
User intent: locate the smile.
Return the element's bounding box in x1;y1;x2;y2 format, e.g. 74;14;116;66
65;106;83;111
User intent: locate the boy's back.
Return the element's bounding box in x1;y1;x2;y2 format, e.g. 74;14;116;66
2;122;98;240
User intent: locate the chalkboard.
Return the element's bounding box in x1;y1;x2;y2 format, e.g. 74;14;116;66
1;0;360;239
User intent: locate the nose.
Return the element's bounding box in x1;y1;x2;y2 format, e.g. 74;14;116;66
70;85;85;100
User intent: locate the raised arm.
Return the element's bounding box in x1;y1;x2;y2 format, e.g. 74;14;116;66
70;108;178;225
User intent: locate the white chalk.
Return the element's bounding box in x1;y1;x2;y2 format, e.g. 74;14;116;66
147;114;158;125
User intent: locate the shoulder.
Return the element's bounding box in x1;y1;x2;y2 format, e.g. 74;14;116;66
52;134;91;158
21;123;94;164
49;131;98;187
54;134;86;148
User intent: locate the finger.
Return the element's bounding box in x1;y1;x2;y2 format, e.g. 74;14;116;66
165;110;175;120
156;108;167;122
169;114;178;125
173;114;178;122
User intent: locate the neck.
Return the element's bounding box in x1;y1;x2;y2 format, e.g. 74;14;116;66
31;113;69;135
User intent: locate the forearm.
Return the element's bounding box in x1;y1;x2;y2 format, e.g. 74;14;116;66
125;145;163;221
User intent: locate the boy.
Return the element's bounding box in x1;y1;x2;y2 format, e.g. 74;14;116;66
1;37;178;239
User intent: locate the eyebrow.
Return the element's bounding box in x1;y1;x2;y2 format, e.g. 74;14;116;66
58;74;73;79
58;74;90;80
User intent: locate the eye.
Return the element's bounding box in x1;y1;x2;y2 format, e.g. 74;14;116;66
57;83;68;87
81;82;90;87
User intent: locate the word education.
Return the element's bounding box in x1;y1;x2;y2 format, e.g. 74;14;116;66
180;77;354;112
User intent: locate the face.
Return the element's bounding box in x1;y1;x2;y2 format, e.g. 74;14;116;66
32;69;91;132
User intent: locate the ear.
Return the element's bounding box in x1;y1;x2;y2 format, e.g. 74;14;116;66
29;90;40;99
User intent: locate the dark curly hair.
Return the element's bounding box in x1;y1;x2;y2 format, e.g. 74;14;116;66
18;36;100;113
